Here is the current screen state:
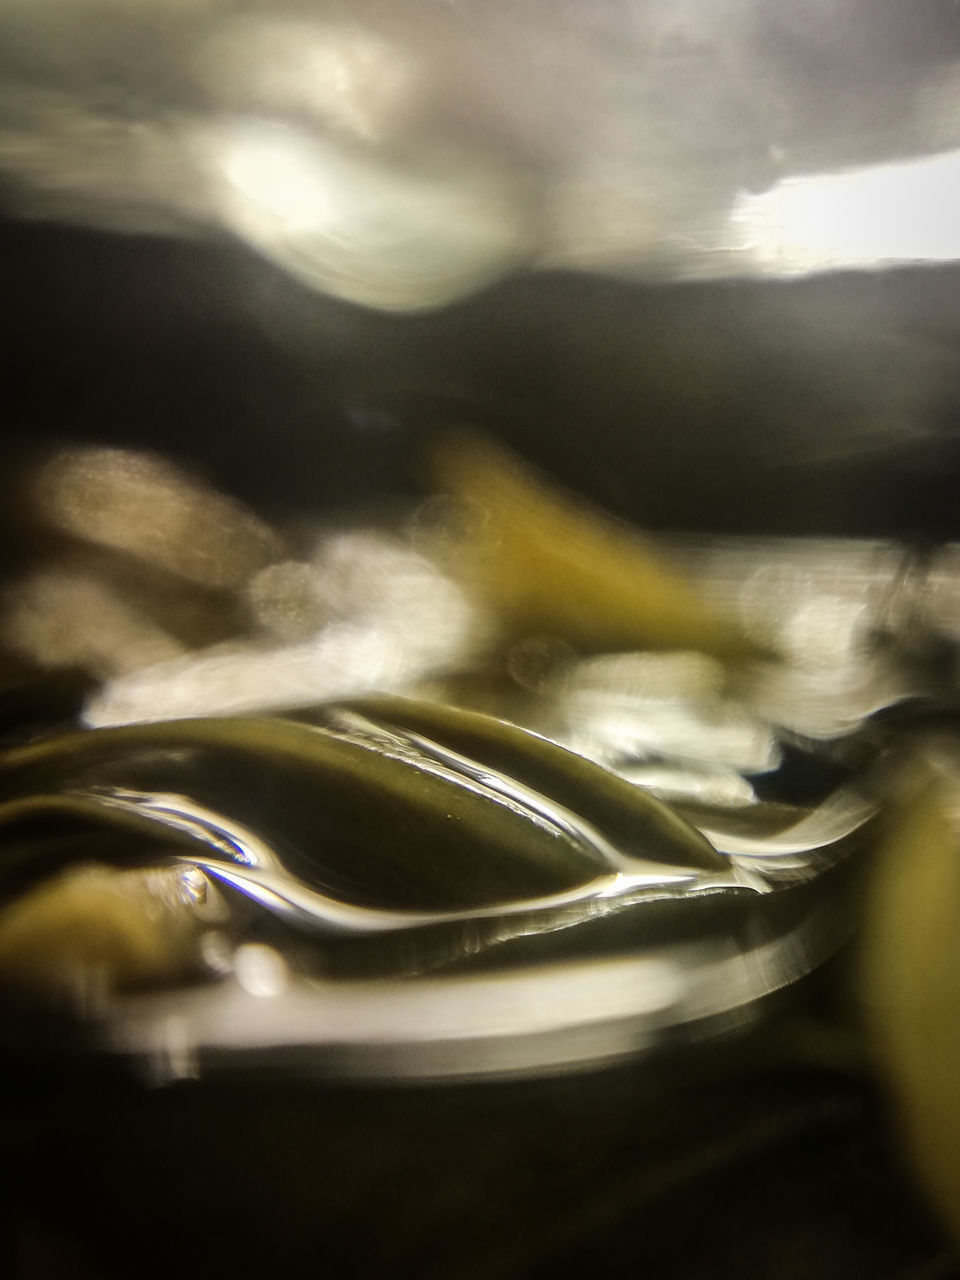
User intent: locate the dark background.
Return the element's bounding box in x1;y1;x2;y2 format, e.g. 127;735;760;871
5;217;960;539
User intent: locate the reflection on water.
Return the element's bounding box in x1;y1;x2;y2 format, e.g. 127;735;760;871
730;147;960;276
3;1;960;307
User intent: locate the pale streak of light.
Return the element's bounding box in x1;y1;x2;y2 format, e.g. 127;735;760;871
84;621;438;727
730;147;960;273
233;944;289;999
218;125;342;238
558;650;726;703
124;952;685;1051
84;570;480;726
86;532;482;727
109;909;843;1081
617;762;757;808
2;571;185;677
197;117;533;311
36;448;279;589
563;698;782;775
746;656;920;741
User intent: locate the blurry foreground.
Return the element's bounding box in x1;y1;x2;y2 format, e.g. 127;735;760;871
2;430;960;1274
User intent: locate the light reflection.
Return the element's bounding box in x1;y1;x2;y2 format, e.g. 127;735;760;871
2;570;184;677
617;763;757;809
246;560;330;641
563;699;781;775
558;651;726;703
84;622;428;727
233;944;288;999
3;439;957;1022
553;649;778;775
3;430;954;1090
674;537;904;660
12;441;955;753
746;654;919;742
731;147;960;274
36;447;279;589
110;910;845;1079
4;0;960;306
200;117;535;311
84;533;481;726
218;124;342;238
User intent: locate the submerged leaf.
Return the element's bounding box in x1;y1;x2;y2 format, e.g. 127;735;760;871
429;431;759;660
861;765;960;1245
326;694;725;878
0;863;222;998
0;715;653;911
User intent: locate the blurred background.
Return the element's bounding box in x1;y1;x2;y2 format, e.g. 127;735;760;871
4;2;960;1277
2;0;960;539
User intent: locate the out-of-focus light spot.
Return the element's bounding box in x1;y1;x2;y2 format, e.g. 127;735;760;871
198;118;534;311
83;625;402;726
83;535;481;726
553;648;777;774
730;147;960;273
746;653;917;741
779;596;872;668
234;943;288;999
726;543;896;659
36;448;280;588
1;570;184;676
506;635;576;693
563;698;781;775
313;531;450;621
247;560;329;640
200;930;234;977
560;651;726;703
219;126;341;237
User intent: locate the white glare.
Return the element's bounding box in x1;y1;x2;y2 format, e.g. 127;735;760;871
731;147;960;273
196;117;533;311
83;534;481;727
220;127;340;236
234;944;288;999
